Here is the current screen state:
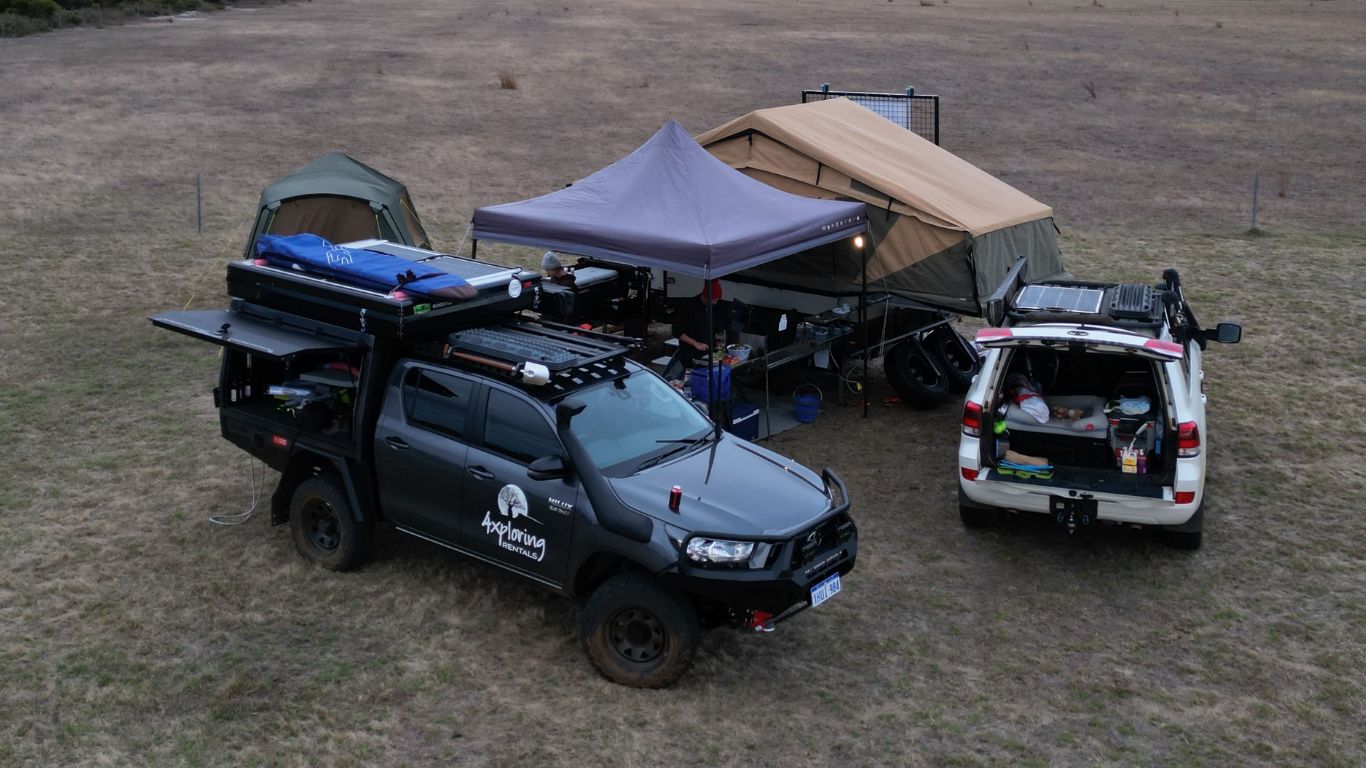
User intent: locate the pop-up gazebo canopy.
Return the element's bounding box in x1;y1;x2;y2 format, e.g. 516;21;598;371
471;121;867;279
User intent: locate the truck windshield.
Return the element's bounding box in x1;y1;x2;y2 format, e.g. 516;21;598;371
570;370;712;472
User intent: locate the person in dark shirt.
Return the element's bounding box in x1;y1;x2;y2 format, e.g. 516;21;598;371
664;280;727;379
541;251;577;287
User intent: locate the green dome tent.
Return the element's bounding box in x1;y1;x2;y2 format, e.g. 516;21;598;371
244;152;432;258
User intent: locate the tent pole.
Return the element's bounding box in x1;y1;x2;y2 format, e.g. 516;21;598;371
471;239;478;260
705;265;721;438
861;243;869;419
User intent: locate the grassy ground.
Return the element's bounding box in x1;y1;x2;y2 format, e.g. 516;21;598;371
1;0;1364;765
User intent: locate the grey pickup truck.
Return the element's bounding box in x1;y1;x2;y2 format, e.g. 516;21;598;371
153;241;857;687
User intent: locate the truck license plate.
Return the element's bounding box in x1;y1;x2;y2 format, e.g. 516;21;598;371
810;573;842;608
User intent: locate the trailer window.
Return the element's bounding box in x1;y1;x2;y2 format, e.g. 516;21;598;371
405;369;473;439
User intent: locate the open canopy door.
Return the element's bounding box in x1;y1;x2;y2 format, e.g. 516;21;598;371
471;121;866;278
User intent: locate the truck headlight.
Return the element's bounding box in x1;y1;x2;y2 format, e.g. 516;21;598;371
685;537;755;565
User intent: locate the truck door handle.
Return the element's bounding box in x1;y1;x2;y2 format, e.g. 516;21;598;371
384;436;410;450
467;466;495;480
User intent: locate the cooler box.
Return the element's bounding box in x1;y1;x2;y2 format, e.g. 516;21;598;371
689;364;731;402
727;401;760;441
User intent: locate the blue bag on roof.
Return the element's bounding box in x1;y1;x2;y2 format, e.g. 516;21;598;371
255;233;477;300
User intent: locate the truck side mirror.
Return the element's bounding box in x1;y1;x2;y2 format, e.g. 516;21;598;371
528;455;571;482
1211;322;1242;344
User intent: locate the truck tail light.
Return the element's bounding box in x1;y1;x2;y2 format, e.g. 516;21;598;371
1177;421;1201;457
961;401;983;437
1174;491;1196;504
961;467;979;481
271;435;290;448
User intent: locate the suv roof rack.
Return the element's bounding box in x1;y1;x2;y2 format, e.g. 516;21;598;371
1005;279;1168;332
228;240;541;338
434;318;643;398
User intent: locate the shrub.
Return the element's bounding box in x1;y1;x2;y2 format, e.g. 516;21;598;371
0;0;59;18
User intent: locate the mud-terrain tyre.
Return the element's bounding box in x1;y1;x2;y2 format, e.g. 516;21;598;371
579;573;699;688
1162;503;1205;551
289;476;372;571
927;325;980;393
884;338;950;409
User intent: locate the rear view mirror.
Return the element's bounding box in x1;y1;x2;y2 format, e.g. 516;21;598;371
1211;322;1242;344
528;455;571;481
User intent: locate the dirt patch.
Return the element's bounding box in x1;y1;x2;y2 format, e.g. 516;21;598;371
1;1;1363;766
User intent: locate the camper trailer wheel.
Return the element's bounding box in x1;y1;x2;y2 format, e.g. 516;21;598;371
884;339;950;409
289;476;371;571
927;325;980;393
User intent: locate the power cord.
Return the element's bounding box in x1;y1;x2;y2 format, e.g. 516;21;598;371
209;456;265;526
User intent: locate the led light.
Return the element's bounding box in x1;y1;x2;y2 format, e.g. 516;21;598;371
686;538;755;564
853;235;865;249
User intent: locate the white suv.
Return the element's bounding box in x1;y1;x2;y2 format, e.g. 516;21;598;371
956;267;1241;549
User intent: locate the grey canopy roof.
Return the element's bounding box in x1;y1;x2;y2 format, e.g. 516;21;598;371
471;121;866;278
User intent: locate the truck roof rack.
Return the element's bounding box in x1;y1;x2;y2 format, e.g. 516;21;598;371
436;318;643;399
228;240;541;338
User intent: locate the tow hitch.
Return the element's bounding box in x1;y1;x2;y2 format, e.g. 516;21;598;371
1050;494;1098;535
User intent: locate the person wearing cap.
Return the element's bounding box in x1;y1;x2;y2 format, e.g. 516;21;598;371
664;280;728;380
541;251;577;287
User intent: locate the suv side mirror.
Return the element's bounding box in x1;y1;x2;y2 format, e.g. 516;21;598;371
528;455;571;481
1210;322;1242;344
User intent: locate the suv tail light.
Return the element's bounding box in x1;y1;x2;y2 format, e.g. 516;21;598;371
1174;491;1196;504
961;401;983;437
1177;421;1201;457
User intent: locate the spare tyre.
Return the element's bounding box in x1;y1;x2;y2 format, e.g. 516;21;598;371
927;325;981;393
884;338;950;409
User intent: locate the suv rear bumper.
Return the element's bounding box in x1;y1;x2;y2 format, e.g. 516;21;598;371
959;475;1201;526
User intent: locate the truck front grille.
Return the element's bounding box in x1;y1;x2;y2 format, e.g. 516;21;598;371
790;513;855;570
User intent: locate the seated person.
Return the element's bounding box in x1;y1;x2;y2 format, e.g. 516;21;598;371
541;251;577;287
663;280;728;380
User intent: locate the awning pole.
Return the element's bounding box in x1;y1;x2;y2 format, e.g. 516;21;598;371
861;243;869;419
705;264;721;437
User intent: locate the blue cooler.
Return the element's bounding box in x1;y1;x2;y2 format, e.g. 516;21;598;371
727;401;760;441
689;364;731;402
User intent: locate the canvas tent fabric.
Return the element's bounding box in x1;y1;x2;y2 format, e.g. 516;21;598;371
695;98;1066;315
246;152;432;258
471;121;866;278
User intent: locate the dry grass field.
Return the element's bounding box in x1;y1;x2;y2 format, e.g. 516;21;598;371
2;0;1364;765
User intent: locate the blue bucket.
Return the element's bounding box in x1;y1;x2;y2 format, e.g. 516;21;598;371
793;383;822;424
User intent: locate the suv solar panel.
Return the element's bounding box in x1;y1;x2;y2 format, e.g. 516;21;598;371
1015;284;1105;314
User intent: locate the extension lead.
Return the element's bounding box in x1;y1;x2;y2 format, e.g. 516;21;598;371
209;457;265;526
